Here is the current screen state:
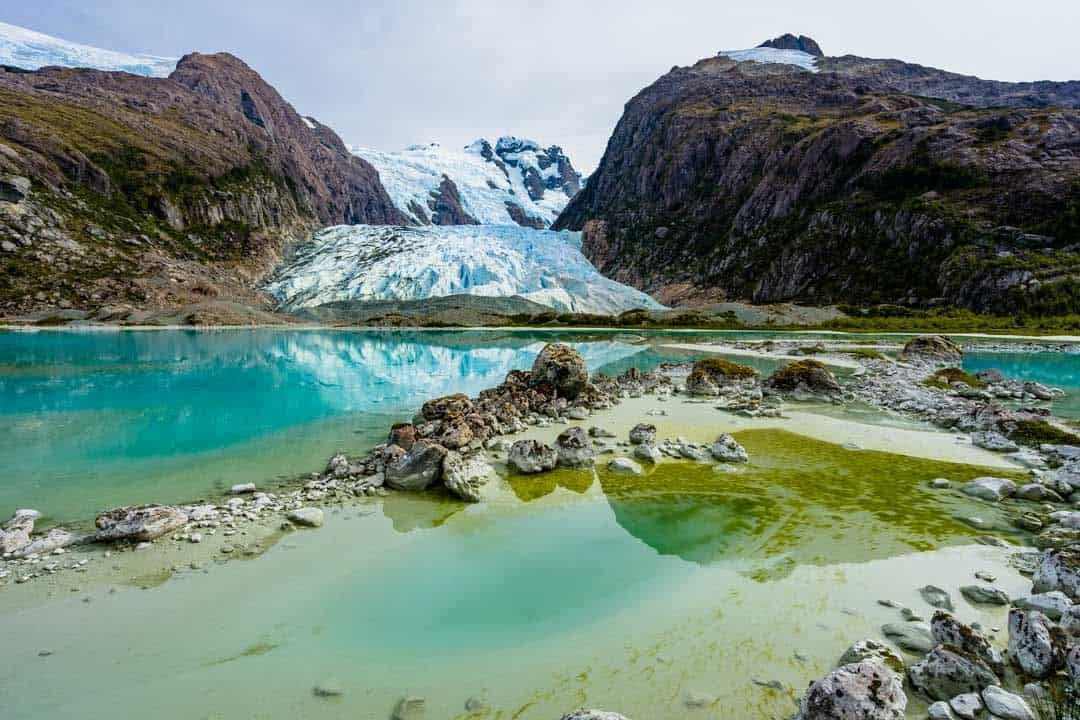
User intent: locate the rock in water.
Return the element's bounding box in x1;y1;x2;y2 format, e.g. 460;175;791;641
710;434;749;463
94;505;188;542
530;343;589;399
392;696;425;720
930;611;1003;673
899;336;963;363
881;622;934;653
763;360;842;398
920;585;955;610
286;508;324;528
507;439;558;474
685;358;758;396
907;646;999;701
961;477;1017;502
560;712;631;720
443;451;493;502
607;458;643;475
794;659;906;720
838;639;904;674
0;509;39;555
628;423;657;445
1008;608;1066;678
12;528;77;558
633;444;662;464
556;427;595;468
385;440;448;491
960;585;1010;606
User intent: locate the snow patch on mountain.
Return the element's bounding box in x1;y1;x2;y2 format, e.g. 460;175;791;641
266;225;663;315
718;47;819;73
0;21;176;76
351;137;582;228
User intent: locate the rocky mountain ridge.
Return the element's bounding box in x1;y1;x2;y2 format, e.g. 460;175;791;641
555;35;1080;314
0;51;404;313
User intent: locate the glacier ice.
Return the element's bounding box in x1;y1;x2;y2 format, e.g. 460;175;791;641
351;137;581;228
0;21;176;77
266;225;664;316
718;47;819;73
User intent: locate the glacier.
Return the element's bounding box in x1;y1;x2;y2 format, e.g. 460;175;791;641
0;21;176;77
718;47;819;73
351;137;581;228
266;225;664;316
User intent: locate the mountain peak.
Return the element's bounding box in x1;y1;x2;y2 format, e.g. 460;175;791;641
758;34;824;57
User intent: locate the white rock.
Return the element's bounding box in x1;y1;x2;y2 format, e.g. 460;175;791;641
286;508;324;528
229;483;256;495
961;477;1017;502
981;685;1035;720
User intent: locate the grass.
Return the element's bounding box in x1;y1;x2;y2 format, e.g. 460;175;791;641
846;348;886;360
1031;680;1080;720
1008;420;1080;447
693;357;759;380
923;368;985;391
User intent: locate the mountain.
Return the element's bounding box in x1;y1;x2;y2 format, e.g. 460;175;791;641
352;137;582;228
554;35;1080;315
265;225;664;315
0;21;177;77
0;51;404;314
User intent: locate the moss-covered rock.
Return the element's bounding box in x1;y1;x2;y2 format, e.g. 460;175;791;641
763;360;842;397
900;335;963;363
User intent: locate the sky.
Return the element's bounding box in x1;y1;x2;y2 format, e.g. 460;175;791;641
5;1;1080;171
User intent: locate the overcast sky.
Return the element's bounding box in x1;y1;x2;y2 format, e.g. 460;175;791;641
6;1;1080;170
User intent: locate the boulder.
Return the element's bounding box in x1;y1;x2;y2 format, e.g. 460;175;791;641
981;686;1035;720
948;693;983;720
628;423;657;445
286;508;324;528
507;440;558;474
1008;608;1065;679
838;639;904;674
881;622;934;653
960;585;1010;606
907;646;999;701
607;458;643;475
710;434;749;463
763;360;842;397
388;423;418;451
385;440;448;491
418;393;472;421
556;427;595;468
685;357;758;396
1012;591;1072;621
930;611;1003;674
794;659;906;720
961;477;1017;502
633;444;662;464
443;450;493;502
94;505;188;542
899;335;963;363
12;528;78;558
530;344;589;399
1033;547;1080;599
971;431;1019;453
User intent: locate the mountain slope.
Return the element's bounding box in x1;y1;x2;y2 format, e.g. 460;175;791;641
0;52;404;313
0;21;176;77
352;137;582;228
265;225;664;315
555;35;1080;315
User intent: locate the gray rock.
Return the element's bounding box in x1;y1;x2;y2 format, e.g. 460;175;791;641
0;175;31;203
1033;546;1080;599
628;423;657;445
530;343;589;400
907;646;999;701
838;639;904;674
94;505;188;542
981;686;1035;720
882;622;934;653
1008;608;1065;679
949;693;983;720
971;431;1020;453
930;611;1003;674
921;585;955;611
385;440;448;491
927;701;955;720
960;585;1010;606
566;407;589;420
794;659;906;720
443;450;493;502
12;528;77;558
229;483;257;495
1068;644;1080;685
633;444;662;464
710;433;749;463
1015;483;1063;502
556;427;595;468
588;426;616;438
607;458;643;476
961;477;1017;502
1012;591;1072;621
508;439;558;474
559;712;630;720
286;508;324;528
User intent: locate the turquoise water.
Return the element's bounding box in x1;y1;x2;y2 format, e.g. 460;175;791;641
965;350;1080;419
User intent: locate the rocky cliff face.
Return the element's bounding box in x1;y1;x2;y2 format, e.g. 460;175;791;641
0;52;404;314
555;37;1080;314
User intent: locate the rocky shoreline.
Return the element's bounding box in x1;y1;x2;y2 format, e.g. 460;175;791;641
3;336;1080;719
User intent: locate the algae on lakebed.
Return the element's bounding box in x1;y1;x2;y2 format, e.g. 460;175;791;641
598;429;1025;567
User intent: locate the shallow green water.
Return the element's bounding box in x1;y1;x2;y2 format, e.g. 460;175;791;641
0;433;1029;720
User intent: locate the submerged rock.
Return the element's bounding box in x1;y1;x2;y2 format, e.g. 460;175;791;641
920;585;955;611
960;585;1010;606
94;505;188;542
507;439;558;474
559;712;631;720
392;696;426;720
286;507;324;528
795;659;906;720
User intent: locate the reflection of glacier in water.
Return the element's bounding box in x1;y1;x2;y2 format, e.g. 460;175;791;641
0;329;646;517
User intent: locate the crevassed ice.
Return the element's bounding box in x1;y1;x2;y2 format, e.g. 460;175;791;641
718;47;819;73
265;225;665;315
0;21;176;77
351;140;573;228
